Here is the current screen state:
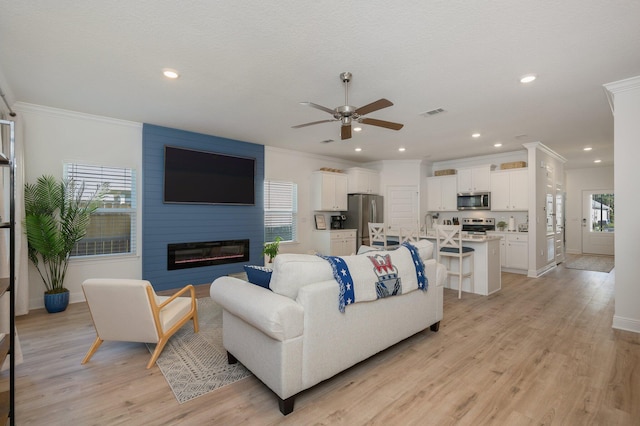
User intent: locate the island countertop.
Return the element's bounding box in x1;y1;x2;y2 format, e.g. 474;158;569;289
420;232;502;296
421;232;502;242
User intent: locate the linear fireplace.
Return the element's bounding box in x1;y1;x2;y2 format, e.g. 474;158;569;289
167;239;250;270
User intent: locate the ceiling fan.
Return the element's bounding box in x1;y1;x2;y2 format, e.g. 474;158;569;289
292;72;404;140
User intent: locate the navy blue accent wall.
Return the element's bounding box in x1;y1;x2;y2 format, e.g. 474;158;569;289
142;124;264;291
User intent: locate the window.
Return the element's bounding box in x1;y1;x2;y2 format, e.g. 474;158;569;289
264;180;297;243
64;163;137;257
590;193;614;233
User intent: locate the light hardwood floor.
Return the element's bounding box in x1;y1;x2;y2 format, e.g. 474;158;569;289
13;263;640;425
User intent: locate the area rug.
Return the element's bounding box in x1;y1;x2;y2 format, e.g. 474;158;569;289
147;298;252;403
565;254;615;273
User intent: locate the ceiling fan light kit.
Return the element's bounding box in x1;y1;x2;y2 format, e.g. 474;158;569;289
292;72;404;140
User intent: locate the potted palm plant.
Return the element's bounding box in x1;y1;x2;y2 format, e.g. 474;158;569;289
24;175;108;313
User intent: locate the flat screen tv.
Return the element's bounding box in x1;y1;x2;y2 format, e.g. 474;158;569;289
164;145;255;205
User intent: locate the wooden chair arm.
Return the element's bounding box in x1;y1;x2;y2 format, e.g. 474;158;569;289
156;284;196;309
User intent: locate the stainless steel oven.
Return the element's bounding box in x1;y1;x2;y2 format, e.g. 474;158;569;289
457;192;490;210
461;217;495;234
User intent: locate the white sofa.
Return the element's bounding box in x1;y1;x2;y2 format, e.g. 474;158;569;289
210;241;446;415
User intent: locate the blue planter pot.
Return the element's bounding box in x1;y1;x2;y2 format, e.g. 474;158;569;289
44;291;70;313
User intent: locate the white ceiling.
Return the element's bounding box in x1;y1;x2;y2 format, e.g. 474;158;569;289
1;1;639;169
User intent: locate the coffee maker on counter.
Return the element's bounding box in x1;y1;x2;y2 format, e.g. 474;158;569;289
331;215;347;229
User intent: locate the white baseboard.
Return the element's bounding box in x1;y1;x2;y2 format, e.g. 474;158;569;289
612;316;640;334
28;290;85;311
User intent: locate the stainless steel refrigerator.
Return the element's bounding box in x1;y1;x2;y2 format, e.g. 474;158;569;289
344;194;384;248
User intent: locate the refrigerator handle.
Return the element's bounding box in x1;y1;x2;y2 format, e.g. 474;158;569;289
371;198;377;222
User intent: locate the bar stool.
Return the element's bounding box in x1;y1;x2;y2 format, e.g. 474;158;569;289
436;224;474;298
368;222;392;249
399;221;421;244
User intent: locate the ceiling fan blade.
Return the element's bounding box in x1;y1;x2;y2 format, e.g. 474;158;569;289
291;119;337;129
355;98;393;116
341;124;352;140
300;102;336;115
359;118;404;131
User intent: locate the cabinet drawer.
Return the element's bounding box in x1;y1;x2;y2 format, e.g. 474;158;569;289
331;230;356;240
506;234;528;242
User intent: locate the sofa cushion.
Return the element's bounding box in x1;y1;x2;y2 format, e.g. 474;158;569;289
269;254;334;299
243;265;273;289
356;245;381;255
413;239;434;261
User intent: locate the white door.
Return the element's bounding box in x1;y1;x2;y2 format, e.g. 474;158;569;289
582;190;615;255
387;185;419;234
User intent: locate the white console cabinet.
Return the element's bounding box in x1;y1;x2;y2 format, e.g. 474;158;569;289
347;167;380;194
426;175;458;211
312;171;348;211
313;229;357;256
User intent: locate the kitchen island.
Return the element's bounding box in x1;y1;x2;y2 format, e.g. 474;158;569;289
422;233;501;296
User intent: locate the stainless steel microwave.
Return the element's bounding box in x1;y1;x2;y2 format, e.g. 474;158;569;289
457;192;490;210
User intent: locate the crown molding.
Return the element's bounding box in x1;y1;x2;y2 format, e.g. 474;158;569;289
523;141;567;163
603;75;640;114
13;102;142;128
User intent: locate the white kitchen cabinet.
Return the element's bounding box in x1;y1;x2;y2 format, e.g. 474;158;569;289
313;229;357;256
347;167;380;194
426;175;458;211
312;171;348;211
490;168;528;211
457;165;492;192
496;232;528;271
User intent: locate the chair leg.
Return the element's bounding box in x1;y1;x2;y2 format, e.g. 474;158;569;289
81;336;104;364
147;337;169;369
458;257;463;299
192;310;200;333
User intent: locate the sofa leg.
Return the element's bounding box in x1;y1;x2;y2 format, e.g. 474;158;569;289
227;351;238;364
430;321;441;332
278;396;295;415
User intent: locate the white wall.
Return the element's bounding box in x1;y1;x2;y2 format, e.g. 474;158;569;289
15;103;143;310
564;167;614;254
263;146;356;255
605;76;640;333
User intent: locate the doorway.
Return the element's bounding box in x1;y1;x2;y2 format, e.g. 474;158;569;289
386;185;419;233
582;190;615;255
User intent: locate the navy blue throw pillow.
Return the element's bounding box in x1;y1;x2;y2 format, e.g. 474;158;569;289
243;265;273;289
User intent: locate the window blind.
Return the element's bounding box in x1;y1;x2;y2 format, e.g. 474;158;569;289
64;163;137;256
264;180;297;243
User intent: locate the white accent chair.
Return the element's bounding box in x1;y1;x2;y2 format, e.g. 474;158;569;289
81;279;199;369
435;225;474;299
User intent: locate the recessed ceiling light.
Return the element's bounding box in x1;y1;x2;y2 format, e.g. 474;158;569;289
583;147;592;151
355;147;362;152
162;68;179;79
353;127;362;132
398;147;406;152
494;143;502;148
472;133;481;138
520;74;537;83
594;159;602;163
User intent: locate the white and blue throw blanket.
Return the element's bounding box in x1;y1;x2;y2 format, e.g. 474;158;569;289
322;242;428;312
